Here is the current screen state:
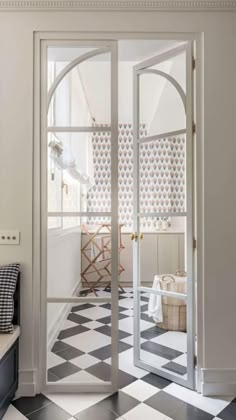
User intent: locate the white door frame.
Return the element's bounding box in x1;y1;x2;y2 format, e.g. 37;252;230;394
37;36;119;393
33;31;203;394
133;42;195;389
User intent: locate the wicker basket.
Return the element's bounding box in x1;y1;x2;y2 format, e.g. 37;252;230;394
156;271;187;332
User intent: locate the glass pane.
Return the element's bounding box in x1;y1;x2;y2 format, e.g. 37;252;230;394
48;51;111;127
139;51;186;138
48;47;98;89
138;290;187;379
48;131;112;215
139;216;186;288
47;217;126;298
139;136;186;214
47;302;111;383
47;216;123;298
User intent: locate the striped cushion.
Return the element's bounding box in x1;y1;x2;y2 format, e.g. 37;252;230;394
0;263;20;333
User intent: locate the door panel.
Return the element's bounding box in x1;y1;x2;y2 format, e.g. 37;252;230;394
42;39;119;393
133;43;195;389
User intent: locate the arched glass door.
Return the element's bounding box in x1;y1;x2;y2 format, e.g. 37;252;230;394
132;43;195;389
41;40;119;393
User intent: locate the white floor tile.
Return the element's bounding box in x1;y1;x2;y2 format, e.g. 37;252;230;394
171;353;187;366
120;335;147;346
118;298;134;309
62;330;111;352
122;379;159;402
2;405;27;420
70;354;100;369
46;392;111;415
121;309;134;317
47;351;65;369
105;348;147;378
140;349;169;368
118;317;153;334
122;403;167;420
152;331;187;353
75;306;111;320
83;320;104;330
164;383;233;416
60;369;103;383
62;319;78;329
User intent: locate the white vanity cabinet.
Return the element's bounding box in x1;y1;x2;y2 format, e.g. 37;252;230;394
120;232;185;285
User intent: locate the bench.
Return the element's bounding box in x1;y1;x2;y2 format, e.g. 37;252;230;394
0;275;20;419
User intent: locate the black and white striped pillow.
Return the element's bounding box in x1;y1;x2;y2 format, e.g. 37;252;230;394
0;263;20;333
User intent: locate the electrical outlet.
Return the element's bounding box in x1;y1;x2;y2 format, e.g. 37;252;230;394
0;230;20;245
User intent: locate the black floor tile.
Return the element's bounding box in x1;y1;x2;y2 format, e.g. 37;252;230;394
141;340;183;360
140;296;150;302
218;402;236;420
12;394;51;416
48;361;80;379
145;390;184;418
67;312;91;324
51;340;70;354
140;312;152;322
95;325;130;340
162;361;187;375
74;404;119;420
89;341;131;360
58;324;89;340
96;313;127;324
47;371;60;382
142;372;171;389
145;391;214;420
86;361;111;381
141;326;166;340
99;391;139;416
27;402;71;420
71;303;95;312
54;345;84;361
100;303;126;312
117;369;137;388
86;362;136;387
175;401;214;420
118;295;127;300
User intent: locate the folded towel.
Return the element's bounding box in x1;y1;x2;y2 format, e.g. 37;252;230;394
148;275;163;323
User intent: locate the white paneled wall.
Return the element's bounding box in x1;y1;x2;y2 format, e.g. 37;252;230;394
81;232;185;286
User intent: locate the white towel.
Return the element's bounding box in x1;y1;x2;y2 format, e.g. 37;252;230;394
148;275;163;323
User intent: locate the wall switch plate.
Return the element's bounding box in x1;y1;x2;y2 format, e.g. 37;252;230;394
0;230;20;245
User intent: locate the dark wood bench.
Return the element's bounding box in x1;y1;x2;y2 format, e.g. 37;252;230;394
0;275;20;419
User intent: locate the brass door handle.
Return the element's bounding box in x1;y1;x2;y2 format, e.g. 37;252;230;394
140;233;144;240
131;232;138;241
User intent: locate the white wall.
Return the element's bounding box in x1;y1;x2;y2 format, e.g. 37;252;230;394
0;8;236;396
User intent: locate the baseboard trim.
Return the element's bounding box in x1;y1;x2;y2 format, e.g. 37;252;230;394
202;368;236;396
17;369;37;397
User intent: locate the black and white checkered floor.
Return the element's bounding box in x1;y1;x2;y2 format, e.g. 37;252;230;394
47;287;188;383
4;288;236;419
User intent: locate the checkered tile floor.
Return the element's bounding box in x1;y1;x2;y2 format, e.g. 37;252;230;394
47;287;187;383
4;288;235;419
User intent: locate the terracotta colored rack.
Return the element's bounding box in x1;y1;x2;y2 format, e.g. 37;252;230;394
80;223;125;296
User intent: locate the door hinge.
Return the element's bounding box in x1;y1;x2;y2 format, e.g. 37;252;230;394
193;238;197;250
193;122;196;134
192;57;196;70
194;354;197;367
